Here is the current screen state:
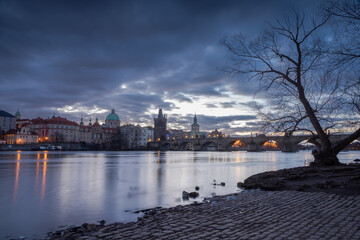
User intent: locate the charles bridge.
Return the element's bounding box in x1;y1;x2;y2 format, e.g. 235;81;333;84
158;134;355;152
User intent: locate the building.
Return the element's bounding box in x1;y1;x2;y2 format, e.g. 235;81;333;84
14;110;31;129
22;109;119;144
167;129;185;140
79;117;117;144
154;108;167;141
120;124;151;149
105;109;120;128
29;116;79;143
143;126;154;143
187;114;207;139
191;113;200;133
0;110;16;134
5;125;38;144
78;118;92;143
207;129;224;138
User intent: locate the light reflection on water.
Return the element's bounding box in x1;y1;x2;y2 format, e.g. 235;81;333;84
0;150;358;239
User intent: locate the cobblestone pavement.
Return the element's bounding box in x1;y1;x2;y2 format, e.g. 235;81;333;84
48;190;360;240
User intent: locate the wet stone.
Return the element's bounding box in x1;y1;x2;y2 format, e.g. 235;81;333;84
46;190;360;240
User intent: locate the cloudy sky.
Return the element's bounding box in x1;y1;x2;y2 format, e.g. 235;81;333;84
0;0;319;135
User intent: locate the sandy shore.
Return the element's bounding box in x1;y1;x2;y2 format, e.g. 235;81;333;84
46;189;360;240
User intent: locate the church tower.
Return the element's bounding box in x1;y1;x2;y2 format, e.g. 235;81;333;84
154;108;167;141
191;113;200;133
15;109;21;120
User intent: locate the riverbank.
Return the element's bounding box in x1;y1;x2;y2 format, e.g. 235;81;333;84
45;189;360;240
45;164;360;240
238;164;360;195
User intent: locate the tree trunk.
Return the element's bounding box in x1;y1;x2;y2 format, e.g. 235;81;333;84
311;149;340;166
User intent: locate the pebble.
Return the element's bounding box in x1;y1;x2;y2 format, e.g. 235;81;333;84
47;191;360;240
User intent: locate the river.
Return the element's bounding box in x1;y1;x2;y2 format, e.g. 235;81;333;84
0;150;358;239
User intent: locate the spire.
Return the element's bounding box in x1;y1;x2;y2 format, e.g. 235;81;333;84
80;116;84;125
111;108;115;114
96;117;98;123
89;118;92;126
194;113;197;124
158;108;163;118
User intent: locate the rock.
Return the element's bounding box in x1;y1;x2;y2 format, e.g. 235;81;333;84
98;220;106;226
220;182;225;186
67;226;80;232
195;186;200;191
82;223;89;229
318;180;340;189
182;191;190;200
240;165;360;195
88;224;97;230
237;182;245;188
189;191;199;198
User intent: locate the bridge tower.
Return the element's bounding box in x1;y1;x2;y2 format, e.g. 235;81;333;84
191;113;200;133
154;108;167;141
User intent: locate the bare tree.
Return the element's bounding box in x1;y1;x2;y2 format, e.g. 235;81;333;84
222;10;360;165
326;0;360;123
326;0;360;64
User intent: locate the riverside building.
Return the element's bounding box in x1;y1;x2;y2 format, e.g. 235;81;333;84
0;110;16;134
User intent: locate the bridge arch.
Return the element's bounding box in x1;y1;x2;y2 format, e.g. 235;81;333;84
228;140;247;151
297;140;316;150
262;140;280;151
200;141;217;151
161;142;172;151
178;141;191;151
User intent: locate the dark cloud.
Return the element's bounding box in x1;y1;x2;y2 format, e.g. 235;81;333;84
204;103;218;109
196;114;257;131
0;0;319;134
220;101;237;108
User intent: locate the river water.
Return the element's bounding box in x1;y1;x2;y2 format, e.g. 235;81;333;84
0;150;359;239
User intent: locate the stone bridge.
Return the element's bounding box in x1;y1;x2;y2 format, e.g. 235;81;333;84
160;134;354;152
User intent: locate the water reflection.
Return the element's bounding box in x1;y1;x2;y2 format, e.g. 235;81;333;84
35;161;40;192
41;160;47;201
13;154;20;204
1;150;359;239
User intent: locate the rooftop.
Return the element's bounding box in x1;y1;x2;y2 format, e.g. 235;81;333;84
0;110;15;118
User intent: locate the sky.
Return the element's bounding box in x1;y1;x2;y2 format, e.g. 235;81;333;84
0;0;319;135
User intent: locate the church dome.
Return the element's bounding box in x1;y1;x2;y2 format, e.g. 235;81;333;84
106;109;120;121
15;109;21;119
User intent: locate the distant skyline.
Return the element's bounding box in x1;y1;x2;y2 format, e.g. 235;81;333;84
0;0;319;135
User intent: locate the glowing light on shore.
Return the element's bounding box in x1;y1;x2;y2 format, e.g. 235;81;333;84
263;141;278;149
232;140;244;147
